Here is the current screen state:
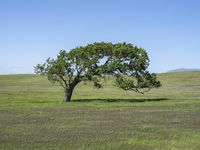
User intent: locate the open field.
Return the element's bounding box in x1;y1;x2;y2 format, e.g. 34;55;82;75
0;72;200;149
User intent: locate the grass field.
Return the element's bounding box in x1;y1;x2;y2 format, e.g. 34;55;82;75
0;72;200;149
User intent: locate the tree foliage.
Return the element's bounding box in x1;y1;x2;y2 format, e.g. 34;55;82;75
35;42;161;101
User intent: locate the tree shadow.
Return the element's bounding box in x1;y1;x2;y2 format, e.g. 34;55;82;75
72;98;170;103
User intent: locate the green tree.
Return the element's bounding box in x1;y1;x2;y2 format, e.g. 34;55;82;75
35;42;161;102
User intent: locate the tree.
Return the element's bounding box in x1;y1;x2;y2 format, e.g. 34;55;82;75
35;42;161;102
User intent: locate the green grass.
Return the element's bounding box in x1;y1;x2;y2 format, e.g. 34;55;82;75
0;72;200;149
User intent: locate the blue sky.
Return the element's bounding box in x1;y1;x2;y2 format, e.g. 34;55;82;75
0;0;199;74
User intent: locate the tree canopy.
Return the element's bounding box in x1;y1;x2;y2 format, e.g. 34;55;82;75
35;42;161;102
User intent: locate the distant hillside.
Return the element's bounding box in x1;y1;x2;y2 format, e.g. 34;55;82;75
0;71;200;101
168;68;200;73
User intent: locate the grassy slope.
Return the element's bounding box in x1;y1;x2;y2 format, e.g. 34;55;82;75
0;72;200;149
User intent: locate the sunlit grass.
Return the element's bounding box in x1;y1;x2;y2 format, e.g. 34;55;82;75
0;72;200;149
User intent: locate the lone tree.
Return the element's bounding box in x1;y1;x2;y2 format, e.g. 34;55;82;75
35;42;161;102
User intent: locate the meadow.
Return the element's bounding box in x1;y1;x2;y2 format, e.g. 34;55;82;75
0;72;200;150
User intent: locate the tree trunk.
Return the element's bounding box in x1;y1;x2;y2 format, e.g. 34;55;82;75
63;79;81;102
64;88;74;102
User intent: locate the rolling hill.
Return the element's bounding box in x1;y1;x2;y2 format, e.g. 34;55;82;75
0;71;200;149
168;68;200;73
0;71;200;104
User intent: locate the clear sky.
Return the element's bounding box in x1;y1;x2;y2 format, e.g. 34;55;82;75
0;0;200;74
